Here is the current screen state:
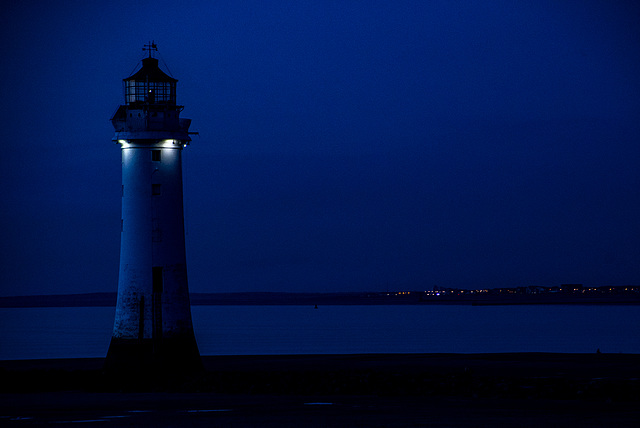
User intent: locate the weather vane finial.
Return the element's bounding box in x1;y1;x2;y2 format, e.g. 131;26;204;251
142;41;158;58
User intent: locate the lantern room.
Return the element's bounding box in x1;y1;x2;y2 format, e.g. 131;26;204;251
124;57;177;105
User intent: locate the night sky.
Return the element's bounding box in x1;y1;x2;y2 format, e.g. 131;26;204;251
1;1;639;296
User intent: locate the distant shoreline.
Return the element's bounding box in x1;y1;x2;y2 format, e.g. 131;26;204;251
1;291;639;308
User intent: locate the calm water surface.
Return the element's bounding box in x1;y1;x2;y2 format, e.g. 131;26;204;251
0;305;638;360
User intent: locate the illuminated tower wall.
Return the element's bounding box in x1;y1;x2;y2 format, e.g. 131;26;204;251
105;51;201;372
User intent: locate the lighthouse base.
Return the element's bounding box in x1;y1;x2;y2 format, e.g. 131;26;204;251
104;335;203;374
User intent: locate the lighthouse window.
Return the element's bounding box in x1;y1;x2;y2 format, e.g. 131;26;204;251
152;184;162;195
152;150;161;162
152;219;162;242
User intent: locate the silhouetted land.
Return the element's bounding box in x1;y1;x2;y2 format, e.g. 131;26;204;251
1;286;639;308
1;353;639;426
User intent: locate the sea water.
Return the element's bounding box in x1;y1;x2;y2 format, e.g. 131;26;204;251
0;305;638;360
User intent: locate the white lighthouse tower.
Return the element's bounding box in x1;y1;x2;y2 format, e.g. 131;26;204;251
105;43;201;372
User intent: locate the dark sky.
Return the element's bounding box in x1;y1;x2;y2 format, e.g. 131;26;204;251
1;1;639;296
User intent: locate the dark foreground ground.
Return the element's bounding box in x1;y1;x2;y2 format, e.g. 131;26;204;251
1;353;639;427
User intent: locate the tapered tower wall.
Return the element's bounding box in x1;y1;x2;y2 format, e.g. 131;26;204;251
113;142;194;340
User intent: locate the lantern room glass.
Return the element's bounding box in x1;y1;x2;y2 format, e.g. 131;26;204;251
125;80;176;104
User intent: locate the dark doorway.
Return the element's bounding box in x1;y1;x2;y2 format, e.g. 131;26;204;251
152;267;163;344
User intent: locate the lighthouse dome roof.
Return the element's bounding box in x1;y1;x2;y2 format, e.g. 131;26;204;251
124;57;177;83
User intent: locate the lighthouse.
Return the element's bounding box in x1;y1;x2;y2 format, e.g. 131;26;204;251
105;43;201;372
